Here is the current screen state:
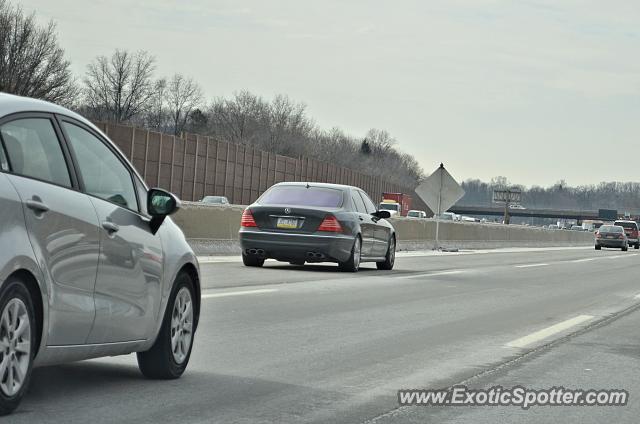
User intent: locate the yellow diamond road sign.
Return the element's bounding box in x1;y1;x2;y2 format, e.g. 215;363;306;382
415;164;465;216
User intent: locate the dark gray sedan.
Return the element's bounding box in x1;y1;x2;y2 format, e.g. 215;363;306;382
238;183;396;272
595;225;628;251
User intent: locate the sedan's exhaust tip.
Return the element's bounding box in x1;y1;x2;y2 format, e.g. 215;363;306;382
306;252;325;259
246;248;266;257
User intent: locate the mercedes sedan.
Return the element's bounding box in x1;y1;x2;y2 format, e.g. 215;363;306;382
0;93;200;415
238;182;396;272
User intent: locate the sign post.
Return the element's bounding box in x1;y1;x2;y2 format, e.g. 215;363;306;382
492;188;521;224
415;163;465;250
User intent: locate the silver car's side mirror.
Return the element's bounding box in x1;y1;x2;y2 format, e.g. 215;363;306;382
148;188;181;234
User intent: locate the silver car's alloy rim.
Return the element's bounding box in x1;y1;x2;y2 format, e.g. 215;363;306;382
171;287;193;365
354;238;361;269
0;298;31;397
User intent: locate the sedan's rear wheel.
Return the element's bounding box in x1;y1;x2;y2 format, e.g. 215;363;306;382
339;236;361;272
376;236;396;270
137;272;196;379
0;278;35;416
595;245;601;250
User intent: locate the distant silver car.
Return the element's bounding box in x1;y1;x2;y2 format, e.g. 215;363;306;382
201;195;230;205
0;94;200;415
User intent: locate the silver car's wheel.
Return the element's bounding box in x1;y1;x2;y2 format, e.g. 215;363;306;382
137;272;197;379
0;278;35;416
170;287;193;365
0;299;30;397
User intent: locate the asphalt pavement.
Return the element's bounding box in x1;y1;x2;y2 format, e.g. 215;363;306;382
7;246;640;423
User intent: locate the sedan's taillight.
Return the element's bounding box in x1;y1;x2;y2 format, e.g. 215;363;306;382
241;209;257;227
595;232;601;238
618;234;625;240
318;215;343;232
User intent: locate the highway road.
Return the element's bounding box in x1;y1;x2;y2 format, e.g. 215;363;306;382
6;246;640;423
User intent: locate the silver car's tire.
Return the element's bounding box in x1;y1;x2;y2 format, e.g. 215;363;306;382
137;272;196;379
339;236;361;272
0;278;36;416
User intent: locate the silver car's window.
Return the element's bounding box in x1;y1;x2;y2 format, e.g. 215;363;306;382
0;140;7;171
358;191;378;214
63;122;138;211
0;118;72;187
351;192;367;213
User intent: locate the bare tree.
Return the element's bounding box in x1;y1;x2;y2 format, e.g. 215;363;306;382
0;0;78;105
84;49;155;122
146;78;168;131
167;74;203;135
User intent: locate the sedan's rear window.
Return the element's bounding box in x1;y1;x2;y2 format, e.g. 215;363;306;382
614;221;637;230
600;225;623;233
259;186;344;207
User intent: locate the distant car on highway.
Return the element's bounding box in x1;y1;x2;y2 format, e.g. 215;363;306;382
239;182;396;272
407;210;427;219
439;212;456;221
570;225;584;231
0;94;200;415
201;195;230;205
509;204;526;210
614;220;639;249
595;225;628;251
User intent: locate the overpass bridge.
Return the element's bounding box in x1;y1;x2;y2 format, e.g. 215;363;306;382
448;205;613;222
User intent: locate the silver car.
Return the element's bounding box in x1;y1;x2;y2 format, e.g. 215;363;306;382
0;94;200;415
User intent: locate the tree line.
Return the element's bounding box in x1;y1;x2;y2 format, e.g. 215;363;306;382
0;0;423;187
461;177;640;213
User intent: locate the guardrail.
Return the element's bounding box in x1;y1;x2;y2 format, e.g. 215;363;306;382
172;202;594;255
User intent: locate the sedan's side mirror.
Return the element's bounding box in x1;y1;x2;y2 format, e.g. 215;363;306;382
148;188;181;234
372;210;391;219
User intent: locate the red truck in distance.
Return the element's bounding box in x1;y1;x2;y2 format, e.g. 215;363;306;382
379;192;412;217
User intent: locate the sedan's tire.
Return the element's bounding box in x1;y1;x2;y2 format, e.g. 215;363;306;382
137;272;196;380
242;253;265;267
622;244;628;252
376;236;396;270
595;245;601;250
635;243;639;250
339;236;361;272
0;277;36;416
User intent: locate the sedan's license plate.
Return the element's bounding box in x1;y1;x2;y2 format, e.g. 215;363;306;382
277;217;298;229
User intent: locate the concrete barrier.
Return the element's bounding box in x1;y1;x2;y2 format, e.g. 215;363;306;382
172;202;594;255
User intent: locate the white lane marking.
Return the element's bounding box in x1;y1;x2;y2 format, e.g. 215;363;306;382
571;258;599;263
634;293;640;299
396;270;465;279
514;263;549;268
505;315;594;348
201;289;278;299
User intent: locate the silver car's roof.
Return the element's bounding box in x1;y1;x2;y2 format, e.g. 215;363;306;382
0;93;97;130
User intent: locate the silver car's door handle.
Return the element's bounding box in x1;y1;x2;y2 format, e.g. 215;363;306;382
102;221;120;234
25;199;49;213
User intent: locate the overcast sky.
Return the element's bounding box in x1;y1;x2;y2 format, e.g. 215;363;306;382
20;0;640;187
